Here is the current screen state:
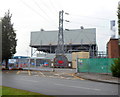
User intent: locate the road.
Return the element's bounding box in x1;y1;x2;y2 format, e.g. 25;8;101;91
2;71;119;96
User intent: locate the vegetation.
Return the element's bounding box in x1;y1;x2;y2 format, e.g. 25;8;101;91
0;86;2;95
118;2;120;47
118;2;120;36
1;86;52;97
111;58;120;78
2;10;17;68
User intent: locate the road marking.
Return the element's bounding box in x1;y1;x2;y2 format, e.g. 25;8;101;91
16;71;21;74
54;74;60;76
73;76;85;80
55;83;101;91
48;76;58;78
39;71;46;77
65;78;71;80
66;73;74;76
66;73;85;80
16;70;31;76
28;70;31;76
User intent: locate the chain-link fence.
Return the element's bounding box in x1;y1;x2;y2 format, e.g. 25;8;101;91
77;58;117;73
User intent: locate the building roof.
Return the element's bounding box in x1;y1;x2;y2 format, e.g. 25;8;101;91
30;28;96;46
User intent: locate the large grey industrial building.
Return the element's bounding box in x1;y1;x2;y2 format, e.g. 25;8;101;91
30;28;97;58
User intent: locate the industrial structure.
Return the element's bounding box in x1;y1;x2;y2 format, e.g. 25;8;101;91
30;10;97;68
54;10;69;68
30;28;97;58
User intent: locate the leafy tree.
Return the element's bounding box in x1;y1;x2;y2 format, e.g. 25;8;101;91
2;10;17;68
118;2;120;59
111;58;120;78
118;2;120;36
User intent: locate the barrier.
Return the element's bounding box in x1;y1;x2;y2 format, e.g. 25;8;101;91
8;57;52;71
77;58;117;73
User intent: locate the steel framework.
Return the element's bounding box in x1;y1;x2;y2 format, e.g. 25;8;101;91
56;10;65;55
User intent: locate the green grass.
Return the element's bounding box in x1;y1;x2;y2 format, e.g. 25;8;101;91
0;86;53;97
0;86;2;95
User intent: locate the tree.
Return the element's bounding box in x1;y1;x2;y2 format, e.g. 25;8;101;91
2;10;17;68
111;58;120;78
118;2;120;36
118;2;120;57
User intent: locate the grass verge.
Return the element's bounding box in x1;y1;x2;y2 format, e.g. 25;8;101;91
0;86;52;97
0;86;2;95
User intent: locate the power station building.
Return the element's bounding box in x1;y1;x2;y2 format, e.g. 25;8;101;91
30;28;97;58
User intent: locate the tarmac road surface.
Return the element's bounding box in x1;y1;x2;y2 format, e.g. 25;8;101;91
2;71;119;96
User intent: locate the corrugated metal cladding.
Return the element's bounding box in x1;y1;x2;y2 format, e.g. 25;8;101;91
30;28;96;46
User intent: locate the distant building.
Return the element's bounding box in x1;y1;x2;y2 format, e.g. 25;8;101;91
107;38;120;58
30;28;97;58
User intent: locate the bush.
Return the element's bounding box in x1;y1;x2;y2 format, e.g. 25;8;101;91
111;58;120;78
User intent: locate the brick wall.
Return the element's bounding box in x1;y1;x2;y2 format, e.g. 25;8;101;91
107;38;120;58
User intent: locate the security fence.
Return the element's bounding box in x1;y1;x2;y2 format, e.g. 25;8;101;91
8;58;52;71
77;58;117;73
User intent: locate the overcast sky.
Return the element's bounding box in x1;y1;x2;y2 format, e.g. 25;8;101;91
0;0;119;56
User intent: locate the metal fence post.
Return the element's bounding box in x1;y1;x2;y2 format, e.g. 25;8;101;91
35;58;36;68
76;55;78;73
107;58;108;74
29;58;30;70
88;59;90;74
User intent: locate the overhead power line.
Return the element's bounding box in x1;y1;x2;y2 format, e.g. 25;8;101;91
70;21;109;28
69;13;111;21
32;0;57;26
20;0;57;28
39;0;58;19
20;0;46;20
49;0;58;14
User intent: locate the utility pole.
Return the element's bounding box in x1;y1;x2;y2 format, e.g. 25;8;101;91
31;47;33;57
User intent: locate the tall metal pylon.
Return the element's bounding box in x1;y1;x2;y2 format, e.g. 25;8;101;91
53;10;68;68
56;10;64;55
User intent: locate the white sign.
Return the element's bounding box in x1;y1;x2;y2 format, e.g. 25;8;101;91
8;59;16;63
